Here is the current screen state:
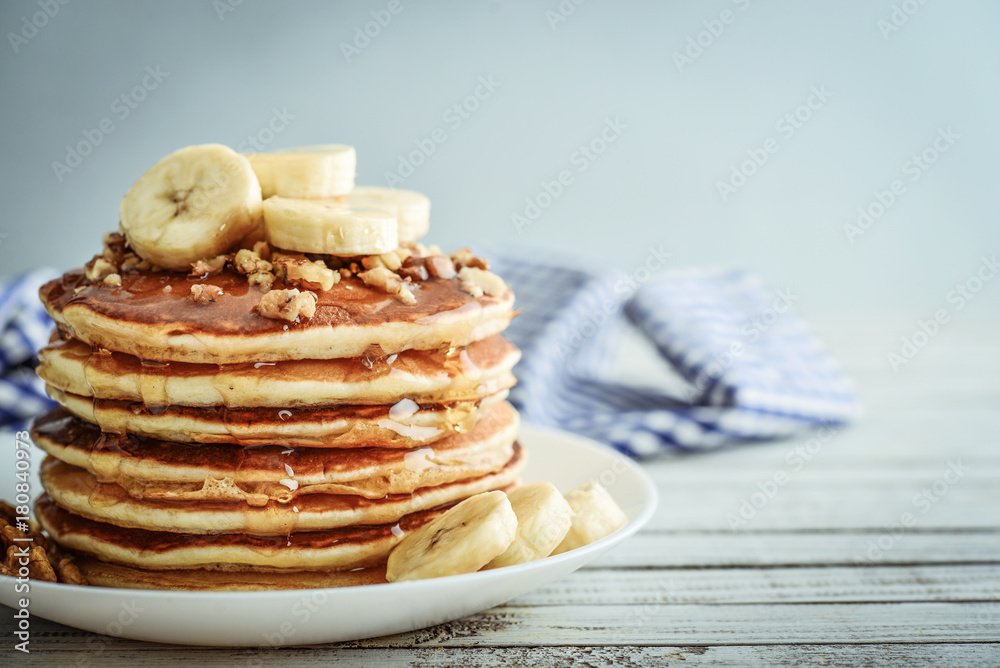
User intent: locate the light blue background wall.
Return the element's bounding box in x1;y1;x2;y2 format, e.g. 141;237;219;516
1;0;997;320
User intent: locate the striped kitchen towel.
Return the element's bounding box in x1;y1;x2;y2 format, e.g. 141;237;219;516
0;269;58;427
487;247;859;457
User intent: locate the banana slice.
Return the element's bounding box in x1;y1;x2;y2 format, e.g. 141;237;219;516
246;145;356;199
386;490;517;582
551;482;628;555
347;187;430;242
483;481;574;569
119;144;263;271
262;197;398;256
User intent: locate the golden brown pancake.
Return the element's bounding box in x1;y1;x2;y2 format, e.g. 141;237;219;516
75;557;388;590
32;401;520;502
40;444;525;534
38;334;519;407
37;494;445;571
47;386;507;447
40;269;515;364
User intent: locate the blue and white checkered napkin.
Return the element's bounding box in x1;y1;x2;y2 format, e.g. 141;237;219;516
0;269;58;428
487;248;859;458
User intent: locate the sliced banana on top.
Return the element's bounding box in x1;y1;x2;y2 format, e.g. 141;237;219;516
262;197;398;256
386;490;517;582
119;144;263;272
483;481;574;569
551;482;628;555
246;145;356;199
347;186;430;242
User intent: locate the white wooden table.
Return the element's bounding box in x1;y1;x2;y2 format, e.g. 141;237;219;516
4;317;999;666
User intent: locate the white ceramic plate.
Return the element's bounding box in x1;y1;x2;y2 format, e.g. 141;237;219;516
0;424;657;647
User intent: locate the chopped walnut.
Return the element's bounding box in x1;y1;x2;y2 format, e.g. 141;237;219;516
362;254;388;271
52;555;87;585
248;271;275;291
274;255;339;291
191;255;229;276
103;231;126;249
339;268;353;279
426;255;456;279
235;248;272;275
103;273;122;287
102;232;128;264
451;247;489;270
257;289;317;321
322;255;347;270
0;501;86;585
399;264;429;282
359;267;416;305
458;266;506;298
362;249;408;272
85;258;117;283
120;253;152;272
189;284;224;304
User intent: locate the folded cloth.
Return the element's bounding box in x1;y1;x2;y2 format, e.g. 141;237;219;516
486;248;859;458
0;269;59;428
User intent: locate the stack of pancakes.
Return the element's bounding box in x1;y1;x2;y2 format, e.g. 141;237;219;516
32;237;523;590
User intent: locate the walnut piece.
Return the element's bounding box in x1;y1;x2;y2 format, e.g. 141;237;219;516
0;501;86;585
121;253;152;272
102;231;128;265
274;255;339;291
248;271;275;291
361;249;409;272
257;289;317;321
451;247;489;270
189;284;224;304
426;255;456;279
235;248;272;275
85;258;117;283
191;255;228;276
103;273;122;287
399;264;429;282
458;266;506;298
359;267;416;305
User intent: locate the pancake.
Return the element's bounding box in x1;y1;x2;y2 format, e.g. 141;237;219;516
74;557;388;590
38;334;519;407
40;444;526;534
32;402;520;502
40;269;515;364
36;494;444;571
47;386;508;447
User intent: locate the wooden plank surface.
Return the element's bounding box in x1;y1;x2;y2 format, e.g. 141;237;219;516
4;641;999;668
6;601;1000;648
1;318;997;665
593;531;1000;568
